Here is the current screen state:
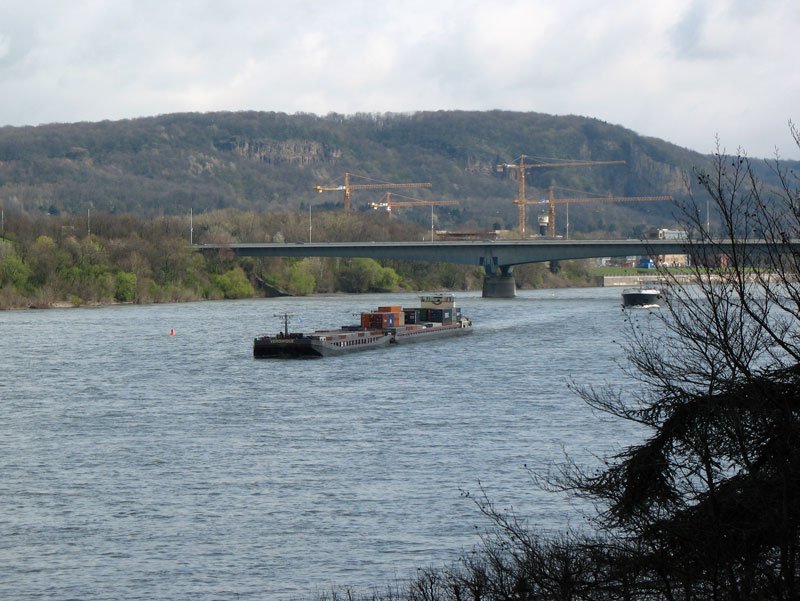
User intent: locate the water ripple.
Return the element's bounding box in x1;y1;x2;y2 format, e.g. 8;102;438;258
1;289;649;600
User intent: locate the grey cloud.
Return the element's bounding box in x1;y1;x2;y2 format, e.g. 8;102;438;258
669;1;714;60
0;1;796;159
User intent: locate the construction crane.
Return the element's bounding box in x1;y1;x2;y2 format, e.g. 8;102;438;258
370;192;459;241
496;155;626;235
314;172;432;212
369;192;459;213
533;185;673;238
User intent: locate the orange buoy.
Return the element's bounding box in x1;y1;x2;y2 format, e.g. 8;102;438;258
170;328;175;336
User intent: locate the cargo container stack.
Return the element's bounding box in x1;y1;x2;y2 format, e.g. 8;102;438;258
428;308;453;324
418;294;456;324
360;311;396;330
377;306;404;326
403;309;420;324
359;296;462;331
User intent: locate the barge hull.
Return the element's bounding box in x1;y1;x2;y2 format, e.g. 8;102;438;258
391;323;472;344
254;332;392;358
253;294;471;359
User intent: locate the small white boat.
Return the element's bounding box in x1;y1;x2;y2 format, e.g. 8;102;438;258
622;287;663;308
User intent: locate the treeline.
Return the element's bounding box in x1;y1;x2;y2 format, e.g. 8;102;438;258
0;110;726;237
0;208;592;309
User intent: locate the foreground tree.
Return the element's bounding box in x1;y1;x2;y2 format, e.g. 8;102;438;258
324;127;800;601
556;126;800;599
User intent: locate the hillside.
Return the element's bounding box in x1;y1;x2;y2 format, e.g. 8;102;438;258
0;110;794;238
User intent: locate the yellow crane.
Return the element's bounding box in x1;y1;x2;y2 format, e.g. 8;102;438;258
497;155;626;235
533;185;673;238
314;172;432;212
370;192;459;241
369;192;459;213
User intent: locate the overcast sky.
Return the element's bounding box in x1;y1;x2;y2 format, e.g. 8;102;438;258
1;0;798;158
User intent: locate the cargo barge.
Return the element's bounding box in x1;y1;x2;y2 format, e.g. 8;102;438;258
253;294;472;358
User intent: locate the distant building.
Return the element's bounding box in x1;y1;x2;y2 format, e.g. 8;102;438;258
642;228;690;266
658;253;690;267
605;256;638;268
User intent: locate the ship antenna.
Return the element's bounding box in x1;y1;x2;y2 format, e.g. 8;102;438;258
274;313;294;336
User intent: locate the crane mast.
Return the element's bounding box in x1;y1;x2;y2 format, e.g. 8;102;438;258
498;155;626;235
315;172;432;211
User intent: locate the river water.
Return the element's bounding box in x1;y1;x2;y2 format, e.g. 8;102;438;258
1;288;651;600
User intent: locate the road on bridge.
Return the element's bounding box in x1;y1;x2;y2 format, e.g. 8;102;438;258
196;239;696;266
195;238;789;297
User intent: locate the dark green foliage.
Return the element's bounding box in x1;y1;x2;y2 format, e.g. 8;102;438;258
336;258;400;293
6;110;791;238
213;267;255;299
114;271;137;302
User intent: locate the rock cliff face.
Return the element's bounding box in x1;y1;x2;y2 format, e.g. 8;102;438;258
629;145;688;193
215;137;341;165
6;110;790;226
464;155;496;174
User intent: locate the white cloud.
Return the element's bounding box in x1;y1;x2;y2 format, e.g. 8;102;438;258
0;34;10;60
0;0;797;158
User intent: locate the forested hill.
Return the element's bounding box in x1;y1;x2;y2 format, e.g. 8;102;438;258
0;110;792;236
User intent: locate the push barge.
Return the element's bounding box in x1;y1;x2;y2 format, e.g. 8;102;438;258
621;287;663;308
253;294;472;358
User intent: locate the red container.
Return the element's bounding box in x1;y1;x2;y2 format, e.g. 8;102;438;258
367;312;395;329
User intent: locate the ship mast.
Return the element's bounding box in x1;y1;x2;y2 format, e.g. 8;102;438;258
274;313;293;336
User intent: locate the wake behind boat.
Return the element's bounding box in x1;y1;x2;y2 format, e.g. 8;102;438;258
253;294;472;358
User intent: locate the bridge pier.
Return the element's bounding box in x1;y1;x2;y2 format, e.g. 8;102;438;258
482;273;516;298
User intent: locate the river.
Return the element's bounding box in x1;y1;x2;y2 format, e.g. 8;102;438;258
1;287;650;600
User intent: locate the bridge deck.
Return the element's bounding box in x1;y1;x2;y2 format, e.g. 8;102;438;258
197;239;704;270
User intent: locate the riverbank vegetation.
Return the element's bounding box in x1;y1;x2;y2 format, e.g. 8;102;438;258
313;131;800;599
0;209;601;310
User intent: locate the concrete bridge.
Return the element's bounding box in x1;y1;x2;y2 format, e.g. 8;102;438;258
195;239;782;297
